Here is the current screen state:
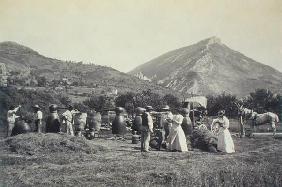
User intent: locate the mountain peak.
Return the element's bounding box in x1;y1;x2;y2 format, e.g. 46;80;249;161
130;37;282;96
201;36;222;45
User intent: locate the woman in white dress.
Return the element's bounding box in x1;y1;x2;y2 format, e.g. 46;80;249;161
212;110;235;153
166;111;188;152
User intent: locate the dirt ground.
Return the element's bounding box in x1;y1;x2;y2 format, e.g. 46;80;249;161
0;131;282;187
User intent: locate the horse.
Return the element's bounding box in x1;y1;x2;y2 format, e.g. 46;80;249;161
235;104;279;136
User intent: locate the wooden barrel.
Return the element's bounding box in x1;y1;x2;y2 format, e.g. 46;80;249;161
132;115;142;134
112;115;127;135
11;120;32;136
87;112;102;131
74;113;87;131
46;112;60;133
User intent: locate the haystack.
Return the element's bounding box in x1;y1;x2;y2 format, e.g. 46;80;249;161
1;133;107;155
191;128;218;152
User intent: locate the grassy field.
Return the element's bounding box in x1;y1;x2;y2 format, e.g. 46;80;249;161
0;130;282;186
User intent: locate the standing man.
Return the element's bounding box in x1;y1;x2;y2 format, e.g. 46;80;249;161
160;105;173;140
7;105;21;137
33;105;43;133
61;105;78;136
141;106;154;152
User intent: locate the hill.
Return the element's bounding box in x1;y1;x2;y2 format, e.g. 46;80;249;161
0;41;173;96
130;37;282;97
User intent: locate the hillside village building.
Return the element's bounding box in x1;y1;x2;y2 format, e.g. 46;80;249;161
0;63;8;87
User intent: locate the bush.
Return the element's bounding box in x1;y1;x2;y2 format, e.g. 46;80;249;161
83;95;107;111
206;93;238;117
114;90;182;115
0;87;65;129
243;89;281;114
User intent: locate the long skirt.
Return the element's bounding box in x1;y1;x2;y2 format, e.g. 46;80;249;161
167;125;188;152
217;128;235;153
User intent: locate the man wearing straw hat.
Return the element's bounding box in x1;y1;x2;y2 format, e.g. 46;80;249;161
160;105;173;141
62;105;79;136
33;105;43;133
141;106;154;152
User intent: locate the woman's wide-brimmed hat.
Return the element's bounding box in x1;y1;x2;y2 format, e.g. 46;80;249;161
145;106;154;111
218;110;225;116
161;105;170;110
32;104;41;109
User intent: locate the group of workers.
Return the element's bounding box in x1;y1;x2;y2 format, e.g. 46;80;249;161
7;105;43;136
130;105;189;152
130;105;235;153
6;102;235;153
6;104;100;138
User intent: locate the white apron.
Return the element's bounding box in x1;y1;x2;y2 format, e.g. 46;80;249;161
166;114;188;152
214;116;235;153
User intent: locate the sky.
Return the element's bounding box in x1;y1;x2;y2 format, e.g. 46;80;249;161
0;0;281;73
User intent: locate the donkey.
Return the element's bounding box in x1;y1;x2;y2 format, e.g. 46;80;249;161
235;103;279;136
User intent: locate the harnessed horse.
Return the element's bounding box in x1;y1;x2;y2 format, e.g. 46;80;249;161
237;105;279;136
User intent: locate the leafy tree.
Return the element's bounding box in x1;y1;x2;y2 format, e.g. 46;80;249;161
115;92;135;115
73;103;89;113
207;93;238;117
137;89;164;110
0;87;65;128
115;90;181;113
162;94;181;112
83;95;107;111
58;94;72;107
243;89;280;113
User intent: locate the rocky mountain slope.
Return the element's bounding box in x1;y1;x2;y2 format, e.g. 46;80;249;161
130;37;282;96
0;41;172;95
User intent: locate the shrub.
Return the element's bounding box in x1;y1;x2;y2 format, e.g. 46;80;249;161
0;87;64;128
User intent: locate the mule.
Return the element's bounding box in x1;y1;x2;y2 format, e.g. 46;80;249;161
237;104;279;136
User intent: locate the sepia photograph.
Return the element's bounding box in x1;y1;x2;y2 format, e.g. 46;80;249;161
0;0;281;186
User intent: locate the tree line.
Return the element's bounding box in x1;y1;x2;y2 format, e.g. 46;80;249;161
0;87;281;128
81;88;282;118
